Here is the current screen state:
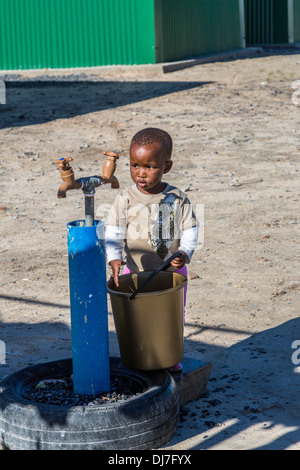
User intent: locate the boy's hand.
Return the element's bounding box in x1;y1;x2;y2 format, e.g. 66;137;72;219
109;259;125;287
170;251;187;269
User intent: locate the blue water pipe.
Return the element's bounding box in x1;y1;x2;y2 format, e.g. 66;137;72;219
67;220;110;395
55;155;119;396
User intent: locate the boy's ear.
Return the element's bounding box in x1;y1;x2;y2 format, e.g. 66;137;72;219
164;160;173;173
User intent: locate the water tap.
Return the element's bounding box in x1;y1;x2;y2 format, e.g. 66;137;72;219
55;152;120;226
54;157;81;198
54;152;119;198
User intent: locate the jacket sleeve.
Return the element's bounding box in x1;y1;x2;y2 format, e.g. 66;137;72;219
179;224;199;262
104;193;127;263
178;194;199;262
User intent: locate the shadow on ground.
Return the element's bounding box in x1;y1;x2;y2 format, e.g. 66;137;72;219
1;291;299;449
0;80;211;130
168;317;300;450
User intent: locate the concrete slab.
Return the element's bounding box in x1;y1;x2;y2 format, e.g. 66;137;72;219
111;355;212;408
161;47;263;73
171;358;212;407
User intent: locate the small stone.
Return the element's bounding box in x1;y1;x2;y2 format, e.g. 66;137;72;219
204;420;217;428
188;272;199;280
208;399;222;407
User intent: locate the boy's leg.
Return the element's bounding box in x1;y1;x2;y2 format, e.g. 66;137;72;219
122;265;131;275
174;265;187;318
167;265;187;372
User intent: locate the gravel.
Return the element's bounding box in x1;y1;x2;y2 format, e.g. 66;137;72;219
22;375;148;407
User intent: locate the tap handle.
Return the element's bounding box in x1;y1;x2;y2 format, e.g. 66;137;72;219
54;157;75;186
103;151;119;159
102;151;119;180
54;157;73;171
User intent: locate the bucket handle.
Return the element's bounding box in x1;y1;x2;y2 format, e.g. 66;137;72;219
129;251;182;301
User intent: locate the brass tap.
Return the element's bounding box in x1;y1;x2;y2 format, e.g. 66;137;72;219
54;157;81;198
102;151;119;189
54;152;119;199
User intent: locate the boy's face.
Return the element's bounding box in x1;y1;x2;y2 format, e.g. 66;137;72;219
130;142;172;194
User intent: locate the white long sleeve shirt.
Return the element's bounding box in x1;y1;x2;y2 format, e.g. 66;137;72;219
104;184;199;272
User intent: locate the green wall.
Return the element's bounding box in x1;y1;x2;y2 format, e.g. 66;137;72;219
154;0;242;63
0;0;155;70
294;0;300;41
244;0;289;45
5;0;299;70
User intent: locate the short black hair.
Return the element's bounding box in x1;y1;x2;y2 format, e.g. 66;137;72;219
131;128;173;159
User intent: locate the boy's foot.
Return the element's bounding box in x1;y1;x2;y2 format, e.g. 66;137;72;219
167;362;182;372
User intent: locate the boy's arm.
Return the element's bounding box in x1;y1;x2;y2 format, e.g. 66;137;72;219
105;225;125;287
170;224;198;269
170;251;188;269
109;258;125;287
178;224;199;263
178;193;199;263
105;225;124;260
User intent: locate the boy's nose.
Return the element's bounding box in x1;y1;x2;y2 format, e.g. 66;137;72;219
138;167;146;177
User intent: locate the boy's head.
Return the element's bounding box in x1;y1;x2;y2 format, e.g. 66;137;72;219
129;128;173;194
130;128;173;159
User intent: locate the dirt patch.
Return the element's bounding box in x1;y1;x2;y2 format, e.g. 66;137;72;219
0;49;300;449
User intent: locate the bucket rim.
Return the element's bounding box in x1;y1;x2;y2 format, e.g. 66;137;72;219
107;271;187;298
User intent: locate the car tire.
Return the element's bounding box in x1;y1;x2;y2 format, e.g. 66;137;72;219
0;357;179;450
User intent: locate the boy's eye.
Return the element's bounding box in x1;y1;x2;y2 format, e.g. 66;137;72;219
130;163;155;169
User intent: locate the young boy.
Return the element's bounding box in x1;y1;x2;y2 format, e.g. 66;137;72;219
105;128;198;370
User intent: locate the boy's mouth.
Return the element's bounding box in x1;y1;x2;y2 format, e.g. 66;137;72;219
137;180;147;187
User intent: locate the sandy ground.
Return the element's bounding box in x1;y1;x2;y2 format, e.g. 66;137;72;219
0;48;299;450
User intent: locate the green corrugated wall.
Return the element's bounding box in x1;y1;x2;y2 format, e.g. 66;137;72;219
154;0;242;63
273;0;288;43
5;0;299;70
294;0;300;41
0;0;243;70
245;0;275;44
244;0;290;45
0;0;155;69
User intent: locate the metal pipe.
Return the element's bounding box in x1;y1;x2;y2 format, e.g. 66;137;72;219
80;175;103;194
84;195;95;227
